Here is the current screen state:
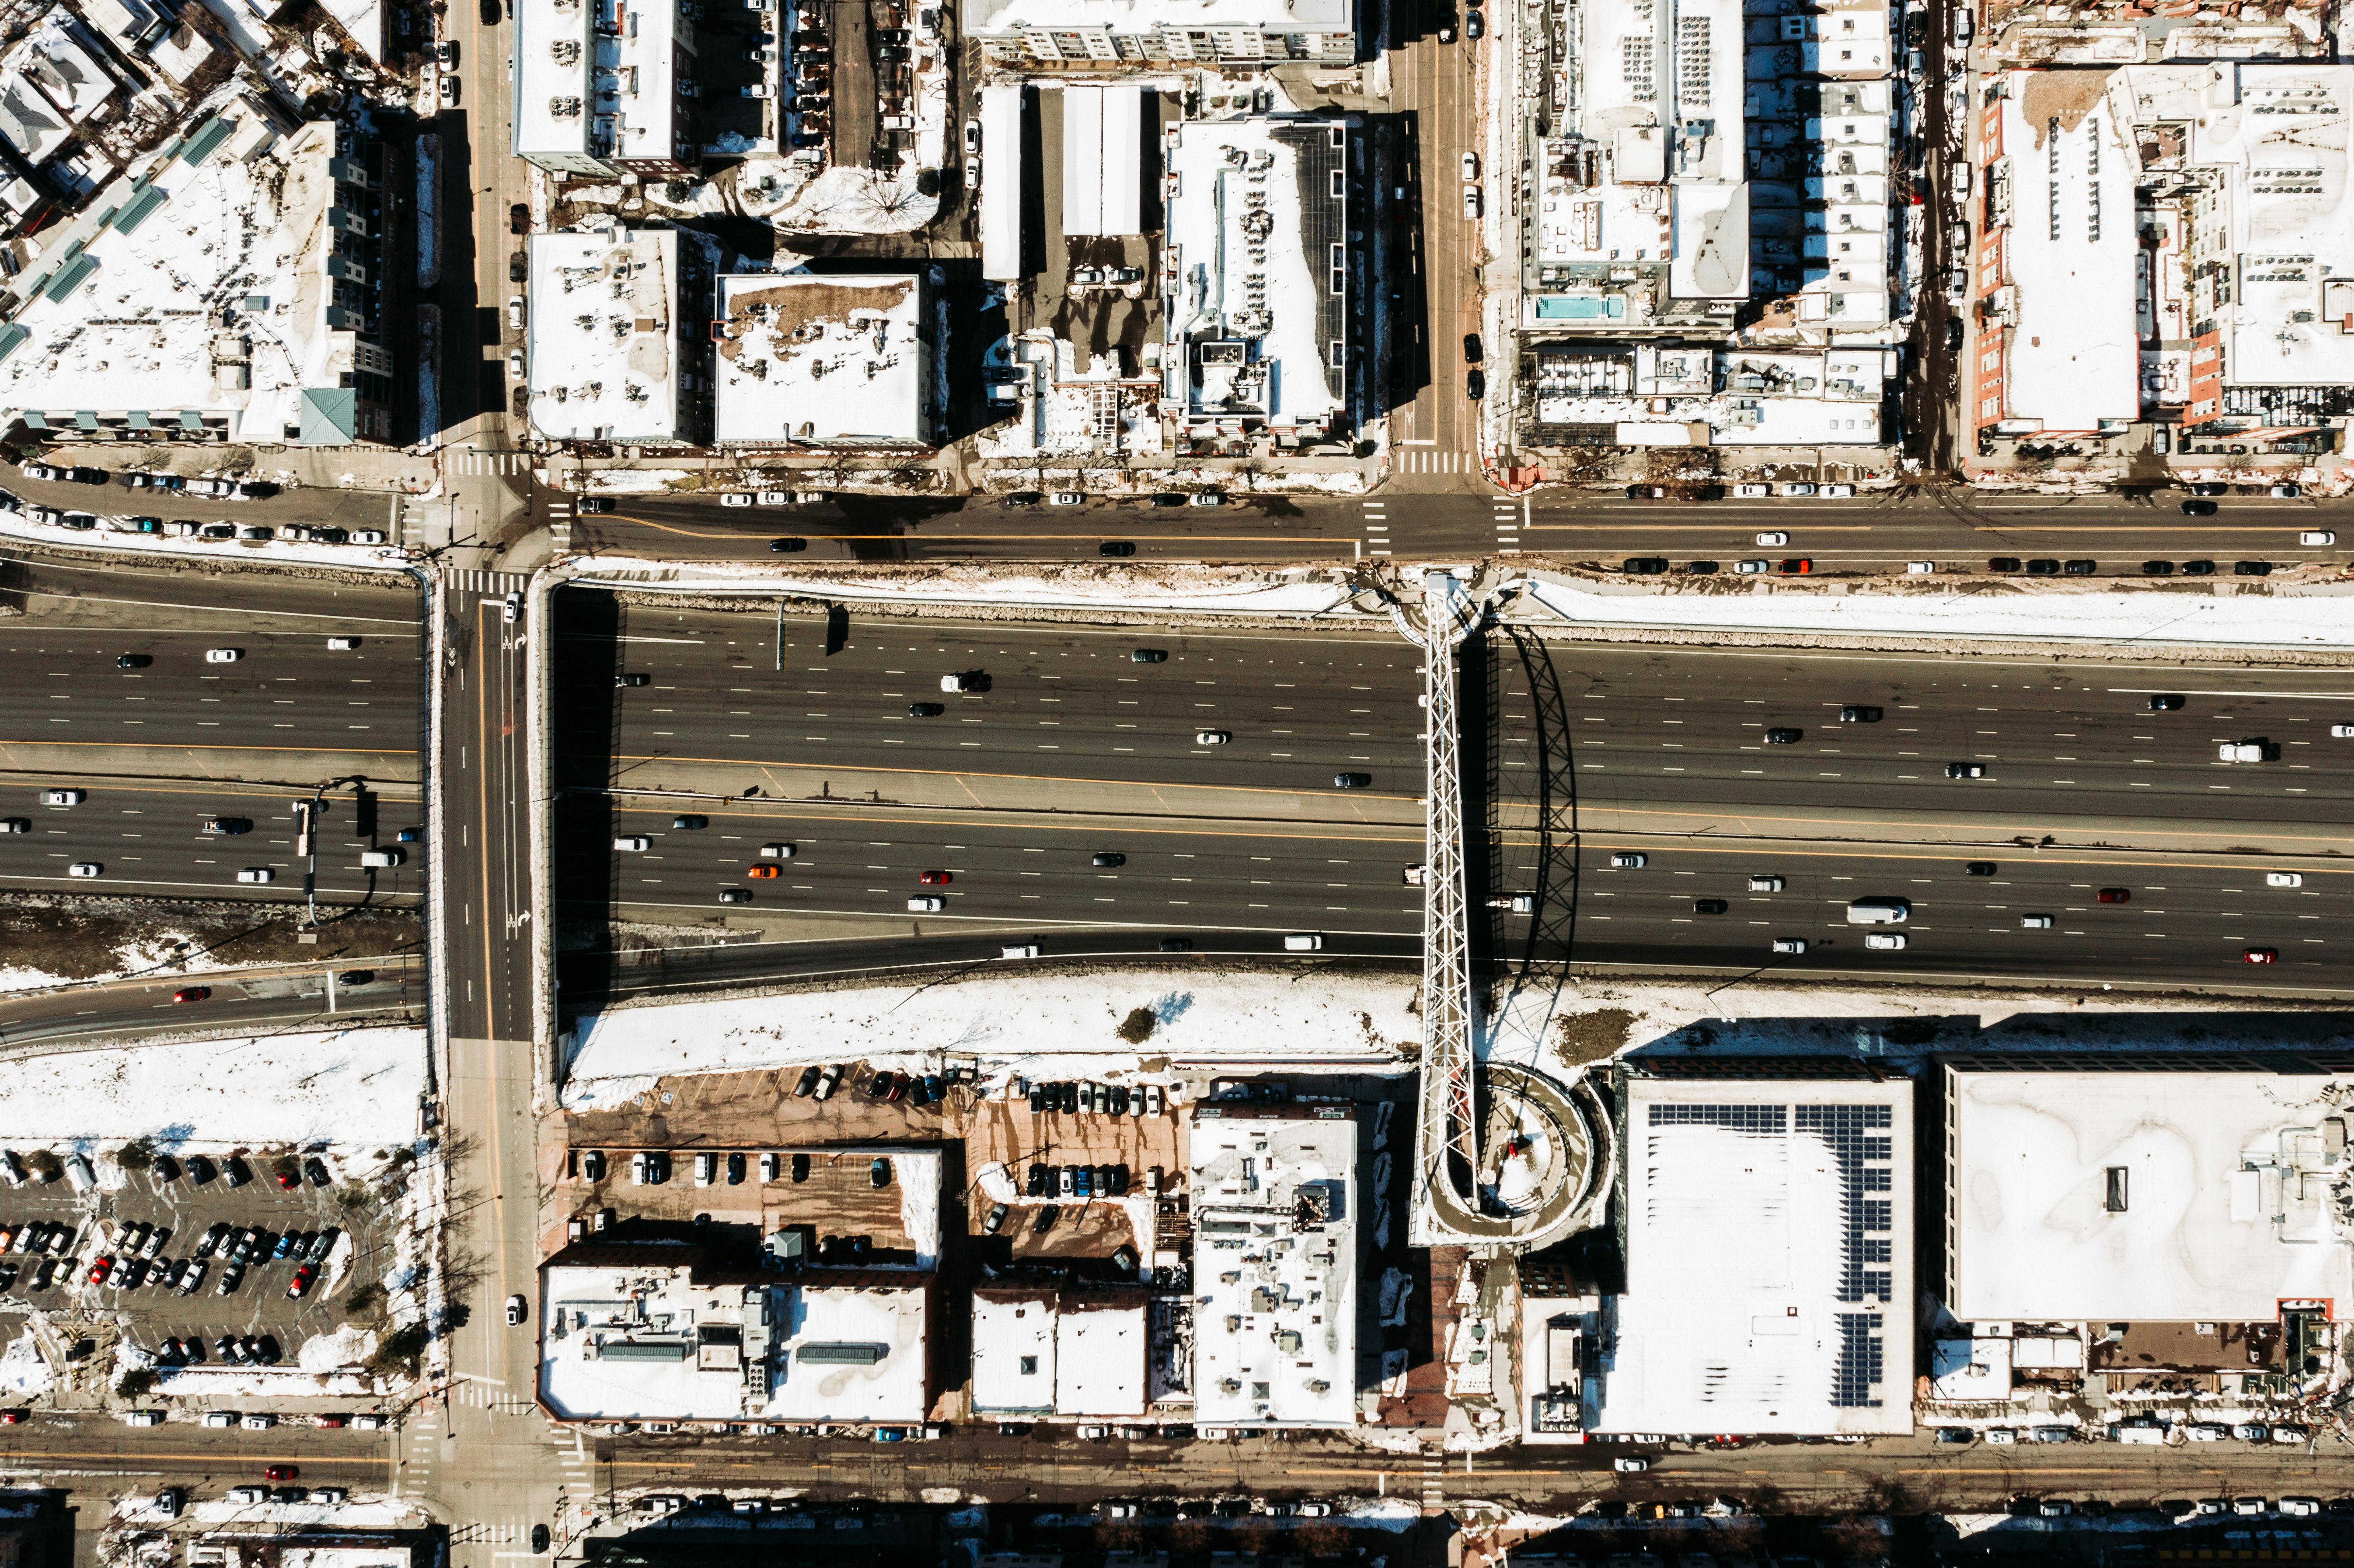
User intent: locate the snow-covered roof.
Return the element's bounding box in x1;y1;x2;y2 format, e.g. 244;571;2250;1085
965;0;1349;39
713;272;929;447
972;1290;1057;1415
0;73;68;166
1591;1075;1914;1437
1531;346;1887;443
1929;1335;2013;1401
513;0;596;169
0;99;372;443
526;226;680;443
516;0;685;174
539;1256;931;1424
1062;84;1141;238
1055;1296;1146;1417
1190;1107;1356;1429
1164;118;1347;435
7;12;119;126
319;0;384;64
1991;72;2141;428
1944;1061;2354;1323
979;82;1023;282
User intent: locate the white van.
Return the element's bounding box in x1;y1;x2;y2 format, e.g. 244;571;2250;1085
1845;898;1910;924
360;848;406;869
1283;934;1325;952
1000;943;1039;959
63;1154;95;1192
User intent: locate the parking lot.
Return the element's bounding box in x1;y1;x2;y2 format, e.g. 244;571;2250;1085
0;1145;399;1396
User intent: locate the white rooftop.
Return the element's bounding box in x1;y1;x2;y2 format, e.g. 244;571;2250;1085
714;273;929;447
972;1290;1057;1415
1055;1298;1146;1417
527;227;680;443
0;98;366;441
5;12;116;126
514;0;683;170
1945;1064;2354;1323
1190;1107;1356;1429
964;0;1350;37
1592;1075;1913;1437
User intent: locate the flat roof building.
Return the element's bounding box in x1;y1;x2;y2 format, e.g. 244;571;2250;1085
1190;1104;1356;1429
0;97;398;445
713;272;932;449
526;226;683;444
1589;1069;1914;1437
513;0;697;178
972;1284;1147;1419
966;0;1353;67
1943;1057;2353;1323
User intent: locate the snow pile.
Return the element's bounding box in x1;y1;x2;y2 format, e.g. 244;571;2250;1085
0;1331;51;1398
298;1323;379;1373
0;1025;426;1145
1524;572;2354;652
771;164;940;235
563;967;1419;1105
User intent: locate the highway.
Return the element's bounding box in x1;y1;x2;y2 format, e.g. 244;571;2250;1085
557;482;2354;570
0;959;423;1050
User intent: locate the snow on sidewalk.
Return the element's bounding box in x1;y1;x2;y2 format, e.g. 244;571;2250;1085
560;557;1377;618
0;1025;426;1147
561;967;1419;1106
1523;572;2354;652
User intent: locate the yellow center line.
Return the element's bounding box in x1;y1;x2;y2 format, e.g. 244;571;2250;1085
601;515;1346;543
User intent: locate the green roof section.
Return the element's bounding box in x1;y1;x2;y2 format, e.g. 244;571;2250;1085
177;115;234;166
0;324;25;365
44;254;97;304
298;387;358;445
112;184;168;235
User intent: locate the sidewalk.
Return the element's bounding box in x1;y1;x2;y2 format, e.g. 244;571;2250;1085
35;441;443;496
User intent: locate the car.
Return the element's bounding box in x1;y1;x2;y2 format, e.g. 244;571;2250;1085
1864;932;1908;950
1945;763;1984;779
2244;948;2278;964
1194;729;1231;746
614;835;651;852
204;648;241;664
1764;727;1802;744
506;1293;529;1326
2182;558;2216;575
2096;887;2131;903
172;987;211;1003
1779;558;1812;574
1333;772;1373;789
746;865;780;881
287;1265;317;1298
1691;898;1728;914
263;1464;298;1482
814;1065;843;1100
67;862;100;877
1464;332;1483;363
1731;558;1771;576
1609;851;1647;869
1944;317;1964;352
2143;559;2176;576
16;462;59;481
1770;938;1808;954
438;70;460;104
351;529;388;545
195;1223;230;1261
216;1261;245;1294
1465;368;1484;399
615;672;651;689
2270;483;2303;498
870;1158;892;1189
2182;498;2220;513
1614;1457;1649;1473
1435;17;1454;39
1049;492;1085;506
1187;492;1224;507
2147;693;2186;711
672;814;707;830
1090;852;1127;869
1960;862;2000;879
2218;740;2270;763
1821;484;1856;498
908;895;944;913
1620;557;1670;575
1748;875;1785;892
1756;531;1789;547
1933;1428;1974;1446
1462;185;1481;219
2064;558;2097;576
1099;541;1137;558
718;888;752;904
1987;556;2022;573
1465;8;1484;34
2300;530;2336;546
86;1257;113;1286
1839;705;1882;723
202;816;251;835
2239;559;2275;576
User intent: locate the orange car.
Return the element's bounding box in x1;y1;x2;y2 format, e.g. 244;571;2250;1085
746;865;781;880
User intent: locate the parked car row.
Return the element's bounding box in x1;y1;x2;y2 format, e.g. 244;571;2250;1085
1024;1079;1166;1116
159;1331;282;1367
1024;1161;1160;1201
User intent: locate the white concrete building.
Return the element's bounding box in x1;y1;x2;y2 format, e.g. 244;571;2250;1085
966;0;1353;68
0;96;398;445
1943;1058;2354;1324
971;1285;1148;1419
1528;343;1890;445
1189;1105;1356;1429
713;272;932;449
526;226;683;445
513;0;699;178
1589;1071;1913;1438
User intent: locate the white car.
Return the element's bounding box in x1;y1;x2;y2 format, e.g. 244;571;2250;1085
1748;875;1785;892
2020;914;2054;929
908;895;944;913
1609;852;1647;869
351;529;387;545
2267;872;2304;888
756;491;791;506
694;1152;716;1186
2281;1498;2322;1518
203;1411;238;1429
67;862;100;878
235;868;274;884
1732;483;1769;498
204;648;240;664
720;493;753;508
1983;1428;2016;1445
614;835;650;852
1756;531;1789;546
507;1294;528;1327
2334;724;2354;737
506;296;524;331
1462;185;1481;220
1734;559;1771;574
1612;1457;1648;1473
759;842;797;858
183;478;237;497
1283;933;1325;952
1186;492;1224;507
327;636;358;650
2218;741;2269;763
1459;152;1478;181
1779;482;1817;497
40;788;85;806
2299;529;2335;546
2270;483;2303;498
1845;898;1909;925
1822;483;1857;497
1049;492;1086;506
1770;937;1808;954
1906;561;1936;574
1195;730;1231;745
1864;932;1908;950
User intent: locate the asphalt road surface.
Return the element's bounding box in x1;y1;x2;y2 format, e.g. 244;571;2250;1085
559;485;2354;571
0;960;423;1050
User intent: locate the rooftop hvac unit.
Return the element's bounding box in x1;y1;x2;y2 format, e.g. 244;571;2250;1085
550;97;583;118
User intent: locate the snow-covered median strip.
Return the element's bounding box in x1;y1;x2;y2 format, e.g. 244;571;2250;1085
1522;571;2354;653
557;557;1379;618
0;1025;426;1146
0;509;414;572
562;966;1418;1106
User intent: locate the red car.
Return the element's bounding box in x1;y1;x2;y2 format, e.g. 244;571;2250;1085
287;1264;317;1298
2243;948;2278;964
313;1415;346;1428
273;1170;298;1190
1779;558;1813;575
171;987;210;1003
0;1410;22;1424
264;1464;298;1482
87;1257;114;1286
918;870;952;886
2096;888;2131;904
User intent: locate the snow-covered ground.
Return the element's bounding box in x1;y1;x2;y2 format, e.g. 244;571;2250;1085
1523;571;2354;652
0;1025;426;1146
558;557;1378;617
562;967;1418;1106
0;507;412;571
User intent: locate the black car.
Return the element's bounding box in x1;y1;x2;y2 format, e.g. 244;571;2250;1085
2142;559;2175;576
1108;1085;1129;1115
1764;727;1802;744
1027;1083;1047;1113
909;701;946;716
2063;559;2096;576
865;1071;897;1101
1944;318;1964;351
2147;694;2186;711
1692;899;1728;914
1095;1163;1115;1195
795;1066;823;1097
1100;542;1137;558
1002;492;1041;507
1149;493;1188;507
1987;556;2021;572
1160;936;1193;952
1465;8;1484;34
1110;1164;1130;1196
67;468;109;485
1027;1162;1047;1196
2025;558;2060;575
671;814;707;830
510;253;527;283
1130;648;1166;664
2234;559;2272;576
577;496;614;513
1463;332;1483;364
1620;557;1670;574
769;537;807;553
1032;1204;1060;1236
727;1153;746;1185
1332;772;1372;789
1683;560;1719;574
2181;559;2216;576
1465;369;1484;399
1965;861;1998;876
616;673;650;687
116;653;151;668
1838;705;1882;723
1092;852;1126;867
2181;499;2218;515
2190;482;2227;496
303;1156;330;1187
510;203;530;234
